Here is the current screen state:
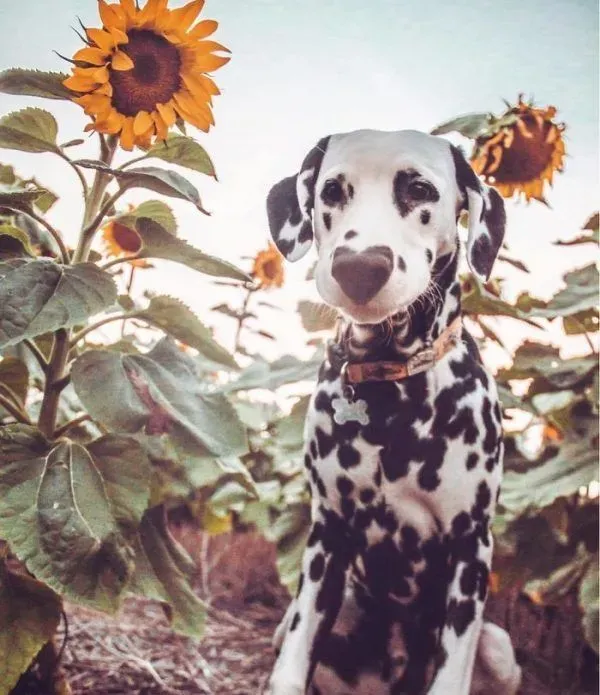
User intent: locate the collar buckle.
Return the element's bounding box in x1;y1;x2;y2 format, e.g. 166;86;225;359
406;347;436;376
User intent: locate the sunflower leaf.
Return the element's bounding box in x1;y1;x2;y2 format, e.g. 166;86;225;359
430;112;491;138
134;217;250;281
71;337;248;459
0;224;36;259
298;300;338;333
0;426;144;612
140;295;238;370
0;69;73;101
118;200;177;236
0;183;49;210
145;134;216;178
0;259;117;349
0;108;60;154
0;357;29;404
0;563;63;695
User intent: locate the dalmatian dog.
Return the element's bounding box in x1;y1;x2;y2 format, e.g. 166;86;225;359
265;130;522;695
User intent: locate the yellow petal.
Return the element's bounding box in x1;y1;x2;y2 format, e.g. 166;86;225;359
112;49;134;70
73;46;110;65
133;110;153;135
98;0;126;30
90;65;110;83
94;82;113;96
120;117;135;150
86;27;116;51
152;110;168;140
156;101;177;126
119;0;136;18
194;40;230;55
138;0;168;23
198;74;220;95
193;53;230;72
63;73;99;92
107;26;129;45
181;71;210;98
186;19;217;40
167;0;205;32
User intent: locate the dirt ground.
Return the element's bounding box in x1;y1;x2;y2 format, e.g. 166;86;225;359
13;528;599;695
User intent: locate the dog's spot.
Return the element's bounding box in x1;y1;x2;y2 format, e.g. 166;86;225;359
482;397;499;454
310;552;326;581
344;229;358;241
307;522;323;548
397;255;407;272
466;452;479;470
290;612;301;631
341;497;356;520
316;476;327;498
393;169;440;218
446;597;476;636
322;212;332;231
420;209;431;225
347;182;355;199
338;443;360;469
304;453;313;470
425;248;433;264
297;572;304;596
315;426;336;459
336;476;354;497
472;480;492;521
310;440;318;459
320;174;348;209
451;511;471;537
359;488;375;505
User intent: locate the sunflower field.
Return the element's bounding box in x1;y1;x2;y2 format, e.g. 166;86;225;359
0;1;597;694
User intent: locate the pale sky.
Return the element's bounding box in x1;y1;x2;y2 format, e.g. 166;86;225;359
0;0;597;360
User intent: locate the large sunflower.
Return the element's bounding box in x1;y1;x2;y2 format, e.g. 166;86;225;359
64;0;230;150
471;97;566;203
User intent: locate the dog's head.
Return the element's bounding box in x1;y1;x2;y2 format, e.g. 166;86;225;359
266;129;505;324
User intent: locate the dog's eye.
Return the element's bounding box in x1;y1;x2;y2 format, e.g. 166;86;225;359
408;181;435;201
321;179;344;205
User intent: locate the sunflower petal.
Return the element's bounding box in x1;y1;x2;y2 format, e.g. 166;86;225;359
90;65;110;83
194;40;230;55
112;49;134;70
73;46;110;65
156;101;177;126
167;0;205;32
98;1;126;30
94;82;113;96
187;19;218;40
133;110;153;135
181;71;211;98
86;27;117;51
152;111;169;140
63;73;100;92
120;117;135;150
107;26;129;45
193;53;230;72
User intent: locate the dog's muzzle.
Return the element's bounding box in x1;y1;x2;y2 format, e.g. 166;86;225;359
331;245;394;305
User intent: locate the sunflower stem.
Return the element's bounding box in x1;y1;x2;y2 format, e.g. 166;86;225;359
22;208;70;265
82;189;127;240
100;253;142;271
118;154;150;170
69;311;143;348
57;150;89;197
0;394;31;424
23;339;49;375
54;414;92;438
37;329;70;439
233;287;256;354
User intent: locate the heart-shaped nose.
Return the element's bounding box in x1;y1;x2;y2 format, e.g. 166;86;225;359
331;245;394;305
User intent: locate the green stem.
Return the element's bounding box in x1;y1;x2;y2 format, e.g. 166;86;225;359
23;339;49;374
0;393;31;424
54;414;92;438
233;287;255;354
24;208;70;265
37;329;70;439
100;253;141;271
57;150;89;197
81;188;126;240
117;154;149;169
69;311;143;348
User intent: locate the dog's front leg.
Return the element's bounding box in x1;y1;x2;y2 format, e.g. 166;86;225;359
268;512;346;695
428;534;494;695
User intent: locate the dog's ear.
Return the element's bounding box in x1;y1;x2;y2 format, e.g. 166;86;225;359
450;144;506;281
266;136;330;262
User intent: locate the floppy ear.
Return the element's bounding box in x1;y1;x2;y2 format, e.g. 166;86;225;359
450;144;506;281
266;136;330;262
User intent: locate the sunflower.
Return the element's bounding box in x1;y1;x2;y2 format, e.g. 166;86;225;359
471;96;566;203
63;0;230;150
101;216;150;266
251;242;285;289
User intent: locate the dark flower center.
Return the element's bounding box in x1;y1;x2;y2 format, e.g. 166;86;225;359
110;30;181;116
262;259;279;280
112;222;142;253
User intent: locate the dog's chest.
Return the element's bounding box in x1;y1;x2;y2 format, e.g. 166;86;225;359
304;347;502;532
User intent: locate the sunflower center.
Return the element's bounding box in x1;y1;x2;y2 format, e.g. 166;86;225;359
110;30;181;116
492;116;556;184
112;222;142;253
262;259;279;280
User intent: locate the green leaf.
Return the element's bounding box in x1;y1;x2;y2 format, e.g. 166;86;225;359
145;134;216;178
579;556;599;654
298;300;338;333
0;183;48;210
267;503;311;595
0;357;28;404
430;112;491;138
461;274;541;326
496;252;530;273
563;308;599;335
0;108;59;154
0;426;137;612
0;69;72;101
128;506;206;638
0;259;117;349
227;351;324;392
0;224;36;259
542;265;599;318
135;217;249;281
71;337;247;459
140;295;238;370
75;160;207;213
0;562;62;695
276;396;310;451
120;199;177;236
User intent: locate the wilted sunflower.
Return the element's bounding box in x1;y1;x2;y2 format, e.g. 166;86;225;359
64;0;230;150
251;243;285;289
471;96;566;203
102;216;150;266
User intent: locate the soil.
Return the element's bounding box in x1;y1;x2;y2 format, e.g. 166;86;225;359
13;528;599;695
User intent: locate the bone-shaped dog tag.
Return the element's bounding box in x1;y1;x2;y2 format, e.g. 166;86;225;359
332;396;369;425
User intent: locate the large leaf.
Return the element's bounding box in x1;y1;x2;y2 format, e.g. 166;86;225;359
0;563;62;695
0;224;36;259
461;275;541;326
140;295;238;370
0;357;28;408
128;505;207;638
71;337;247;458
579;556;599;654
431;112;491;138
562;308;599;335
145;134;216;178
298;300;338;333
0;426;149;612
134;217;249;281
0;259;117;349
227;351;324;392
276;396;311;451
500;403;598;518
119;199;177;236
75;160;207;213
0;108;59;154
0;183;48;211
0;69;72;101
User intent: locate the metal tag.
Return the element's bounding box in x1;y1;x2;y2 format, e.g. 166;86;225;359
332;396;369;425
406;347;436;376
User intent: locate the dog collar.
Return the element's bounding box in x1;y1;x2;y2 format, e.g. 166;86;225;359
340;316;463;385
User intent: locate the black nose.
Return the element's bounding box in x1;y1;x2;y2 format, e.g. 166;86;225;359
331;245;394;305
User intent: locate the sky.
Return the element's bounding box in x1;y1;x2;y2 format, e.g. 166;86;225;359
0;0;597;360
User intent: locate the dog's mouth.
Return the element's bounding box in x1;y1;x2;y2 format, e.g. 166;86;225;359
327;295;410;326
